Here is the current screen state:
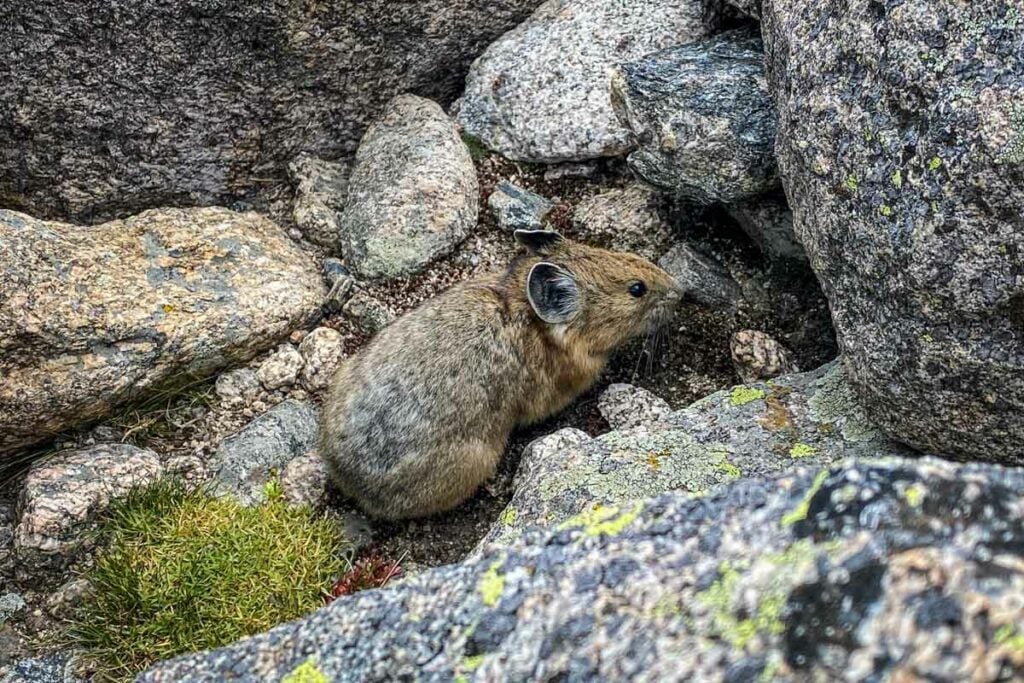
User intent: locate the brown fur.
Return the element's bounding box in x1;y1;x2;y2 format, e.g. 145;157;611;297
319;232;681;519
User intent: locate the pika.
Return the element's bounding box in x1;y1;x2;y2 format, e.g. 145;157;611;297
319;229;682;520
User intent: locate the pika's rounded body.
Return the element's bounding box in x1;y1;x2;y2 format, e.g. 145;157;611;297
319;231;681;519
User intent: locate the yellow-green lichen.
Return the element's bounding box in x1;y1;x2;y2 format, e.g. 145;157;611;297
730;386;766;407
789;443;817;459
716;460;742;479
461;654;486;672
282;658;329;683
879;204;893;217
844;175;859;192
890;169;902;188
903;483;926;508
478;557;506;607
498;506;518;527
995;624;1024;651
928;156;943;171
781;469;830;527
559;502;643;538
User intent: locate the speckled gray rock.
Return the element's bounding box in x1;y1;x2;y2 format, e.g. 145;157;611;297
215;368;261;408
0;594;24;625
457;0;708;162
141;456;1024;682
342;291;396;335
612;28;777;203
0;1;544;222
597;383;672;431
280;453;329;510
256;344;305;391
14;445;164;576
484;361;909;545
0;207;324;458
658;243;742;309
290;156;352;250
298;327;345;391
730;329;798;383
212;400;319;506
725;195;806;263
1;654;80;683
487;181;553;232
340;95;478;280
762;0;1024;459
571;184;674;261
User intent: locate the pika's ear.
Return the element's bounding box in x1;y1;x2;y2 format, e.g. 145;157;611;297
514;229;565;256
527;262;580;324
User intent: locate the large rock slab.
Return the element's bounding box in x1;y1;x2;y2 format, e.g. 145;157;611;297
484;361;910;545
571;184;674;261
762;0;1024;459
340;95;478;280
612;28;777;203
456;0;708;162
0;207;324;457
0;0;543;222
141;457;1024;681
14;445;164;576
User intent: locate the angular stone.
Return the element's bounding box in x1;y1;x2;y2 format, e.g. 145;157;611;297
597;383;672;431
762;0;1024;458
212;400;319;506
658;243;742;309
730;329;798;383
342;291;396;335
256;344;305;391
0;207;325;458
14;445;164;575
340;95;478;280
289;156;352;250
487;181;553;232
612;28;777;203
215;368;261;408
457;0;708;162
0;0;545;222
571;184;674;261
141;456;1023;682
280;453;329;510
725;194;807;263
298;327;345;392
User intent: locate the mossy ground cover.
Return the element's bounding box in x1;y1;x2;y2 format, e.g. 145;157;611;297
68;480;349;681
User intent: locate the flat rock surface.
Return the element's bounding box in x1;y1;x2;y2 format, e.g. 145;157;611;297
457;0;707;162
340;95;478;280
762;0;1024;459
570;184;674;261
0;207;324;458
141;456;1024;682
0;0;543;221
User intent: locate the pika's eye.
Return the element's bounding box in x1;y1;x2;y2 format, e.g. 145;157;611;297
628;281;647;298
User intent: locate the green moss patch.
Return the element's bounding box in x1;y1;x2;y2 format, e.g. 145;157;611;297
69;480;348;681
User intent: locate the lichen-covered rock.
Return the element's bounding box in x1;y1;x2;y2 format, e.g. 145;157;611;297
0;0;544;222
289;156;352;250
761;0;1024;459
14;445;164;576
0;653;80;683
0;207;324;458
457;0;708;162
571;184;674;261
658;243;742;309
256;344;305;391
730;329;798;383
725;194;806;263
298;327;345;392
487;181;553;232
597;383;672;431
484;361;908;546
212;400;318;506
142;457;1024;682
0;594;25;625
612;28;777;202
340;95;478;280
